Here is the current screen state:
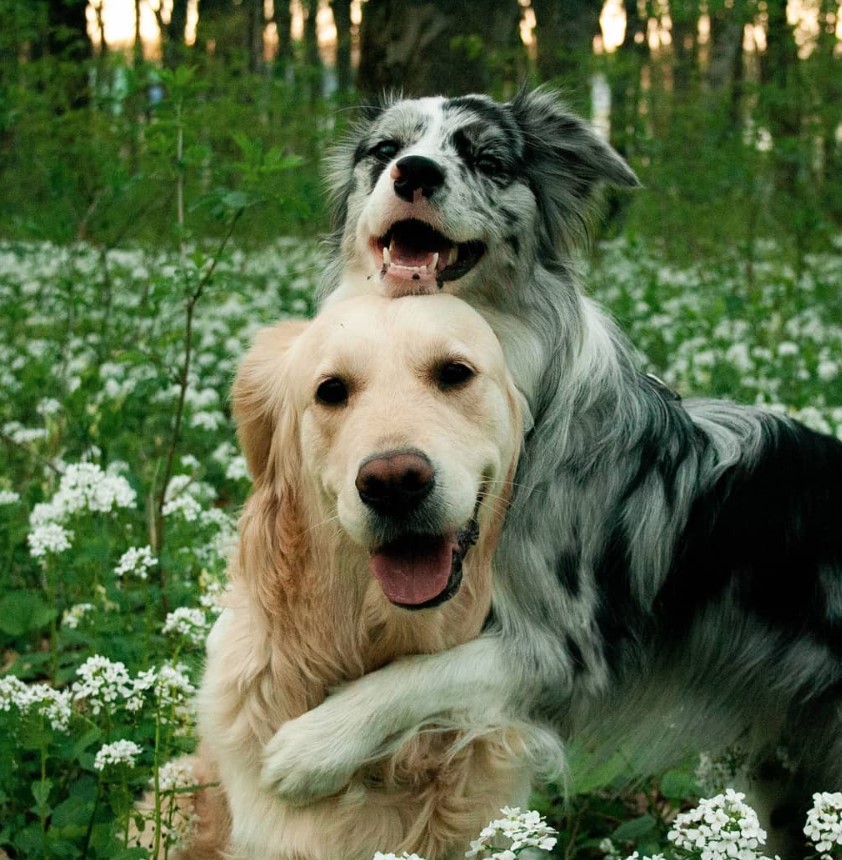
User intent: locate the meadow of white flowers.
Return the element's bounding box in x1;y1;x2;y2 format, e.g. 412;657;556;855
1;236;840;857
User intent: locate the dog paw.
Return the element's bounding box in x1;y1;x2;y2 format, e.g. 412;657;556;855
260;704;377;802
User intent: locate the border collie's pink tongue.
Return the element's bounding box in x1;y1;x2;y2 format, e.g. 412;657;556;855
370;534;458;606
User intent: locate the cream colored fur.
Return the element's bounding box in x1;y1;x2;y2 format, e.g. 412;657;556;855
182;295;531;860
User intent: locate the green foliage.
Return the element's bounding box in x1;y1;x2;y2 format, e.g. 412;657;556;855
2;234;839;856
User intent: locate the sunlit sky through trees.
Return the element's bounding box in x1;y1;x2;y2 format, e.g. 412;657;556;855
87;0;842;62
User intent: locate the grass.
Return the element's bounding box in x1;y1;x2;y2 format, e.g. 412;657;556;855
1;235;840;858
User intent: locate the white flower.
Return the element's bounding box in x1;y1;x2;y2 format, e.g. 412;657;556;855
62;603;95;629
128;662;196;726
199;578;226;614
0;677;72;731
156;758;197;792
162;474;214;522
0;489;21;505
668;790;773;860
804;792;842;859
28;522;74;557
94;739;142;770
162;607;208;645
114;545;157;581
2;421;48;444
190;410;225;431
180;454;201;471
36;397;62;418
225;454;249;481
372;854;428;860
465;807;557;858
29;462;136;527
72;655;134;716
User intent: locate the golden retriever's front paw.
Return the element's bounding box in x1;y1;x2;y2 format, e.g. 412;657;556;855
260;710;367;802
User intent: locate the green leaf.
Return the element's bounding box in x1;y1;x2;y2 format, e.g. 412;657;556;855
612;813;658;842
51;794;94;828
0;590;58;636
660;767;699;801
31;778;53;815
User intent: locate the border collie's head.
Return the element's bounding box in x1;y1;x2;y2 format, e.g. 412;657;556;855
323;89;638;302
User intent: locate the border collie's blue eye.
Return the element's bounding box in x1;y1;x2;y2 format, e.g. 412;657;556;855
371;140;400;161
436;362;475;389
316;377;349;406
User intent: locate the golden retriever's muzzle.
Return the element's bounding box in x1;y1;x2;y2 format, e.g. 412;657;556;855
356;449;481;610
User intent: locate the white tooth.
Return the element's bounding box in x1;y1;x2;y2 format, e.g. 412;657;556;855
447;246;458;265
382;245;391;266
428;252;439;273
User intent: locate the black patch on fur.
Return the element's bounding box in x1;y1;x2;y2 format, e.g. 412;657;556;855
500;207;520;228
593;511;640;666
655;419;842;653
507;235;521;257
444;95;510;128
565;634;586;676
555;550;580;597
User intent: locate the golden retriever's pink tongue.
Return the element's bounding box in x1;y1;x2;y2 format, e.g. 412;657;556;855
370;534;458;606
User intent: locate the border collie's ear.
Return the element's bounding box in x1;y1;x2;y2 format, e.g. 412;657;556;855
509;88;639;253
231;320;309;482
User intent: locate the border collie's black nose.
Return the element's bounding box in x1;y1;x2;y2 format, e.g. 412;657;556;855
393;156;445;202
356;451;435;515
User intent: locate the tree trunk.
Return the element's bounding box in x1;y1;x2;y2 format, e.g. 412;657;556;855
164;0;190;67
358;0;523;98
303;0;322;99
332;0;353;95
531;0;601;102
246;0;265;72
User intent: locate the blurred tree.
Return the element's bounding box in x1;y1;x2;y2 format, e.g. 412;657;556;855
357;0;524;97
271;0;294;73
149;0;190;66
44;0;91;60
531;0;601;101
332;0;353;95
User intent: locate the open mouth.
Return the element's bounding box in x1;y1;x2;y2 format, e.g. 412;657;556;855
369;517;480;610
373;219;485;287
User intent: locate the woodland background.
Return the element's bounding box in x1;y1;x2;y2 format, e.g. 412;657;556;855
1;0;841;261
1;2;842;858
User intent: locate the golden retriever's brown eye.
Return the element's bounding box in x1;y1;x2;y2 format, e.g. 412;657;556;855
436;361;475;389
316;377;349;406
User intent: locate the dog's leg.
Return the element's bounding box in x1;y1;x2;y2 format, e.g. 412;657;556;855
261;635;525;801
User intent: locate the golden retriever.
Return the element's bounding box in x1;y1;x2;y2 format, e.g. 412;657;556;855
184;294;530;860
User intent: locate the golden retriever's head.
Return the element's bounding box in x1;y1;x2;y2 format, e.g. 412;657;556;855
233;294;522;614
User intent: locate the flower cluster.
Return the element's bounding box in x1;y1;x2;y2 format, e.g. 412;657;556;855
0;489;20;505
114;545;157;581
694;747;750;797
372;808;556;860
804;792;842;859
162;474;215;522
28;522;74;558
94;739;143;770
666;790;772;860
373;854;426;860
30;462;136;527
72;655;134;716
62;602;95;629
466;807;558;859
162;607;209;646
157;758;198;792
0;675;73;731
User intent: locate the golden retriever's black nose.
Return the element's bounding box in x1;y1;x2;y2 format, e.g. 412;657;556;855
356;451;435;515
393;156;445;202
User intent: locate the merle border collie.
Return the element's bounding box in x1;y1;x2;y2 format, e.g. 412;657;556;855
260;89;842;853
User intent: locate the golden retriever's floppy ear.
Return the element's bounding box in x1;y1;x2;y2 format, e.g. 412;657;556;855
231;320;308;482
